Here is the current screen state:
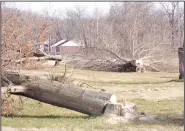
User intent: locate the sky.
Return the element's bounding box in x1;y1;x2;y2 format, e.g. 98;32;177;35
6;2;112;17
5;2;184;17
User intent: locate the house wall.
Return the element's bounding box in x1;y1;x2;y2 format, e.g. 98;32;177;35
60;46;83;55
52;46;61;55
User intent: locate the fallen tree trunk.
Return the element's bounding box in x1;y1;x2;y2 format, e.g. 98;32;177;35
7;82;108;116
2;71;140;119
2;71;117;116
16;55;63;64
2;84;138;119
16;48;63;64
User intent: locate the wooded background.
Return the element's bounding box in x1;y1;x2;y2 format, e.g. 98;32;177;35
2;2;184;72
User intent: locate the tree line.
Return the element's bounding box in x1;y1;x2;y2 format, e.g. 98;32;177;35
2;2;184;70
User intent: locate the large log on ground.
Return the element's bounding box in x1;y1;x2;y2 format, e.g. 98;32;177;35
16;48;63;64
9;81;108;115
2;71;140;119
16;55;63;64
3;71;117;116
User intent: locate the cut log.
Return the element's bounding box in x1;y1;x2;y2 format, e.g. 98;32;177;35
16;49;63;64
8;81;115;116
3;71;117;116
9;82;107;116
16;55;63;64
2;71;140;119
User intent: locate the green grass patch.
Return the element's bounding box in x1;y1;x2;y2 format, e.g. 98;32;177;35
169;79;184;82
2;68;184;130
130;98;184;115
2;97;184;129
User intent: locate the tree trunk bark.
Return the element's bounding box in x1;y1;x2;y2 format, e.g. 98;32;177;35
10;81;108;116
178;47;184;79
2;71;140;119
3;71;117;116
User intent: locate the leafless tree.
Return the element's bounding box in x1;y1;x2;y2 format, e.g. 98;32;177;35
160;2;184;50
2;2;184;73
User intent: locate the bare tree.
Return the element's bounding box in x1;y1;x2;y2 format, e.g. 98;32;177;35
160;2;182;50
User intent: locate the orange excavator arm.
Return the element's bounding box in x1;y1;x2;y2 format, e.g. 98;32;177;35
38;22;49;42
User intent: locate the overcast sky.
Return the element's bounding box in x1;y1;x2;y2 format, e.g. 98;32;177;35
6;2;111;17
6;2;184;17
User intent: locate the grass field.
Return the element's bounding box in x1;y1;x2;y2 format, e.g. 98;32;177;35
2;67;184;131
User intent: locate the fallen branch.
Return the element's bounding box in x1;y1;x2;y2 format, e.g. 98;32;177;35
140;56;152;60
146;65;160;72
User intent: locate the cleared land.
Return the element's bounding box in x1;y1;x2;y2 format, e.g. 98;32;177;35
2;66;184;131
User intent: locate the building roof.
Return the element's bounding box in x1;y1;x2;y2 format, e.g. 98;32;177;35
51;39;68;47
51;39;81;47
61;41;81;47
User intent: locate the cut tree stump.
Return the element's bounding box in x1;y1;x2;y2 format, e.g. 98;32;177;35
103;103;123;116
